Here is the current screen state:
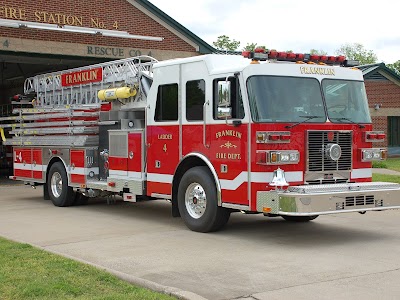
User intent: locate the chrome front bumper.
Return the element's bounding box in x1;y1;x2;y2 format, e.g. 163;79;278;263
256;182;400;216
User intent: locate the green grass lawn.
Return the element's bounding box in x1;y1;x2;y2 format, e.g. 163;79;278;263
0;237;175;300
372;173;400;183
373;157;400;172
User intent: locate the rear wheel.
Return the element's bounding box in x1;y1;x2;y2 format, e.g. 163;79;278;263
178;166;230;232
281;215;319;222
48;162;75;207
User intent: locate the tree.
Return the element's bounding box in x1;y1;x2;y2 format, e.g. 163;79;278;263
335;43;378;65
309;49;328;55
213;35;240;51
243;43;267;51
387;60;400;75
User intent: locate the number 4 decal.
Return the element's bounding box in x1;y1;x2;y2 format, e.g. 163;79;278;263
3;40;9;48
14;151;22;162
163;144;167;152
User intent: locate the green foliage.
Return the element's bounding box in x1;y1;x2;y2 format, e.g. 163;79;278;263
335;43;378;64
0;237;174;300
213;35;241;51
309;49;328;55
243;43;267;51
387;60;400;75
372;173;400;184
372;160;387;169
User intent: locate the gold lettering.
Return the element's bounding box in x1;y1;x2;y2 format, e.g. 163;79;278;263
48;13;56;24
91;70;98;80
300;66;335;76
215;130;242;139
158;134;172;140
216;153;226;159
34;11;41;21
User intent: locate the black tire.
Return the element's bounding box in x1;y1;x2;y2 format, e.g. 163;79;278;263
73;193;89;206
281;215;319;222
178;166;230;232
47;162;75;207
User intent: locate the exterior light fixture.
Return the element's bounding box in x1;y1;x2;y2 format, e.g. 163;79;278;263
0;18;163;41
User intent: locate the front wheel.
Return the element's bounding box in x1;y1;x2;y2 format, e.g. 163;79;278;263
281;215;319;222
178;166;230;232
48;162;75;207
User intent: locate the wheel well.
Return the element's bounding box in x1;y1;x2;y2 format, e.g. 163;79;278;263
46;157;65;182
171;156;208;217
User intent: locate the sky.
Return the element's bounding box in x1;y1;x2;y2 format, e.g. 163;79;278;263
148;0;400;64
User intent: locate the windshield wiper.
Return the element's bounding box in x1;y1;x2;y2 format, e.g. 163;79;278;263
285;116;323;129
330;117;365;128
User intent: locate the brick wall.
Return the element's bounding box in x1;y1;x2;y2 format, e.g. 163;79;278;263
0;0;196;52
366;80;400;149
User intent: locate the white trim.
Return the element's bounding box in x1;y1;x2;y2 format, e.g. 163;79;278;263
147;173;173;183
220;171;304;190
109;170;127;176
14;163;47;171
108;170;143;179
69;167;99;175
351;168;372;179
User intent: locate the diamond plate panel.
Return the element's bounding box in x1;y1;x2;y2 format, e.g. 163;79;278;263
256;191;280;213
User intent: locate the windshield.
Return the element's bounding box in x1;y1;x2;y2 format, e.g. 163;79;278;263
247;76;326;123
323;79;371;124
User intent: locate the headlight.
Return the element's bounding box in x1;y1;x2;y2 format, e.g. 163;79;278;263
361;148;386;162
268;150;300;165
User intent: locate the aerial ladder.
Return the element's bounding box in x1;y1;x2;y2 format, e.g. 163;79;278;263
0;56;157;148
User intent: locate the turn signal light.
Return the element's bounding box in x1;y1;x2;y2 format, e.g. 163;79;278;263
366;131;386;142
256;131;291;143
256;150;300;165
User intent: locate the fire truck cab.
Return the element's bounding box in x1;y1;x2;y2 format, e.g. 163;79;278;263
2;52;400;232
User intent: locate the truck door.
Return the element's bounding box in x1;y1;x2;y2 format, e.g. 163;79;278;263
208;76;249;206
146;65;180;197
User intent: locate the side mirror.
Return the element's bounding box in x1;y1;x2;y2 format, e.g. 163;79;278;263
217;81;232;119
217;107;232;119
218;81;231;107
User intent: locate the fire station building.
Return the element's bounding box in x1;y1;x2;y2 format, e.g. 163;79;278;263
359;63;400;155
0;0;214;108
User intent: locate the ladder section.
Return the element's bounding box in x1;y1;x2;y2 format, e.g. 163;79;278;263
24;55;158;109
1;107;100;147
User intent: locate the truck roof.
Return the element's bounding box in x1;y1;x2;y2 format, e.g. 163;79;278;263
154;54;364;80
153;54;250;75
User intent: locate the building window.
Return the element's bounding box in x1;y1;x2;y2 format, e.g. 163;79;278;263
155;84;178;121
388;117;400;146
186;80;205;121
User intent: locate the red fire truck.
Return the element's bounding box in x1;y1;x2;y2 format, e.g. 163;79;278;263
1;50;400;232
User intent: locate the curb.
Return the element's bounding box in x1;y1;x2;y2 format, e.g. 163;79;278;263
1;234;208;300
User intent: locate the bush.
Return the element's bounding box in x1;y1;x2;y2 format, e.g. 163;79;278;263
372;161;387;169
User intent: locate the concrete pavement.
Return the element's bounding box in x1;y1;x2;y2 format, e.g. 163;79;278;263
1;185;400;299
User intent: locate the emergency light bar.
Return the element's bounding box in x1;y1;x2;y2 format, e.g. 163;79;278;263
243;48;359;67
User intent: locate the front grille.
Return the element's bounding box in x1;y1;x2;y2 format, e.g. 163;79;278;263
345;195;375;207
308;131;352;172
307;178;348;185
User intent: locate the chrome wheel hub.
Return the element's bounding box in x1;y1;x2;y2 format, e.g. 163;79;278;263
185;183;207;219
50;172;63;198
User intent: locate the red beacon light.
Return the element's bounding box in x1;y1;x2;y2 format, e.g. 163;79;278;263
287;52;296;60
268;50;278;59
310;54;320;61
277;52;287;59
336;56;346;63
242;51;251;58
